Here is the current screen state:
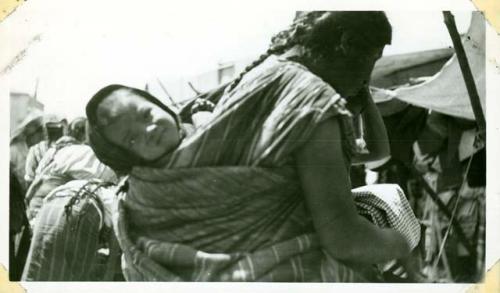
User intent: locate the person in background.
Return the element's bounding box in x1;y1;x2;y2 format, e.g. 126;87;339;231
413;111;484;282
25;117;116;225
24;115;68;187
22;179;123;281
9;165;31;281
9;115;46;280
10;115;45;190
66;117;88;143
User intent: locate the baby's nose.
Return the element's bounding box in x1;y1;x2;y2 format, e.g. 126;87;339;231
145;124;158;133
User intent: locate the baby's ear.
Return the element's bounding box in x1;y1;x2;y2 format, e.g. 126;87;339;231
95;103;111;126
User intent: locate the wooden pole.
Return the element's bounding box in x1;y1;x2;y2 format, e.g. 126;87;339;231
187;81;201;95
443;11;486;141
33;78;39;100
416;172;476;257
156;78;177;105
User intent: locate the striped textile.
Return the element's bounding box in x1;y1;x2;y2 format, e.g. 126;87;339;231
116;56;417;282
352;184;421;277
24;140;50;183
22;180;118;281
25;141;116;224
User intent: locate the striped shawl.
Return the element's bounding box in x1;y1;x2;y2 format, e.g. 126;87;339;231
115;56;419;282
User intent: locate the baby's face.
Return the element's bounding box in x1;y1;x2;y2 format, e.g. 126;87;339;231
97;89;181;161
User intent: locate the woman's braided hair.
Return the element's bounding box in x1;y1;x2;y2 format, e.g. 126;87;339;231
227;11;392;92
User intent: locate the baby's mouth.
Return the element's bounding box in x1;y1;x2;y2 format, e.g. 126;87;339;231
145;124;163;146
151;127;165;146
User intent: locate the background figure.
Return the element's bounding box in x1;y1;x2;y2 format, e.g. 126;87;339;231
67;117;88;143
412;111;485;282
24;115;68;187
10;115;45;190
9;165;31;281
373;103;485;282
9;115;46;281
24;122;116;226
22;180;123;281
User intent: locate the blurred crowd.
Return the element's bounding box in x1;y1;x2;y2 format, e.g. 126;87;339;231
351;99;486;282
9;114;121;281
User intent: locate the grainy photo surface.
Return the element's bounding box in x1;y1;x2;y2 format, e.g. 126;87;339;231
4;4;488;286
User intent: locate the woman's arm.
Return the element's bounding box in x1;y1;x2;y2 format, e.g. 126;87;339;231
295;117;410;265
351;89;391;165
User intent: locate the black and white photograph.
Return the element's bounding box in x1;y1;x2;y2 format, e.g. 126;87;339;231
1;0;498;291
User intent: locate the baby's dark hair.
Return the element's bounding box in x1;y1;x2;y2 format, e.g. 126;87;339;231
85;84;180;173
227;11;392;92
86;84;179;130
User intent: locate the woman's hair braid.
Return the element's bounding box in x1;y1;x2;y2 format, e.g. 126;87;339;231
226;11;324;92
226;11;391;92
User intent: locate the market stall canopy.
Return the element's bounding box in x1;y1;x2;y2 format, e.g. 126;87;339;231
393;11;485;121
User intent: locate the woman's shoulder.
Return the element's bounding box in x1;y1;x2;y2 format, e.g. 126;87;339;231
252;55;324;81
277;56;329;78
239;55;339;100
275;57;341;98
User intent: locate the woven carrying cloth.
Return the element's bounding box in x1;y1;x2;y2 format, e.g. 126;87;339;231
114;56;420;282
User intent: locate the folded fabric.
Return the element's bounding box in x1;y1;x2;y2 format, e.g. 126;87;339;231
353;184;421;250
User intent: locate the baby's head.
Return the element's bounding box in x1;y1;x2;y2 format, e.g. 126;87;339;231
86;85;181;172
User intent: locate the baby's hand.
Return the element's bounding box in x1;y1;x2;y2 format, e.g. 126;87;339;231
191;98;215;114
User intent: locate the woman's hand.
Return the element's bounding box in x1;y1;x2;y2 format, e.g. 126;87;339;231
295;118;410;265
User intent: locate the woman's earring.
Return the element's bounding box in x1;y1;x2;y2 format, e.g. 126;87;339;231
334;45;344;55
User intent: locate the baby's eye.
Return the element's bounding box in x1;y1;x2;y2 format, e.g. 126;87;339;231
141;108;152;120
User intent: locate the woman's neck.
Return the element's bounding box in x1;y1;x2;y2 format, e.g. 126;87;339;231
279;46;333;81
278;45;306;61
